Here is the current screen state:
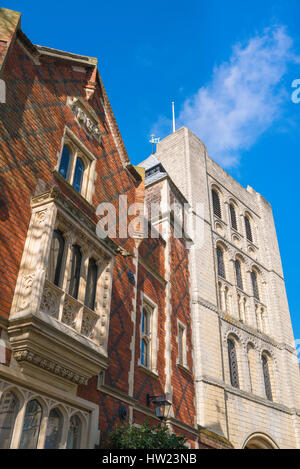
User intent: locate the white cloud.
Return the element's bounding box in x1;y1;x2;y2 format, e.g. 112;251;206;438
153;26;297;167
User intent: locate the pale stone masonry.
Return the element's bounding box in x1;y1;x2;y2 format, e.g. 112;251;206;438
142;126;300;449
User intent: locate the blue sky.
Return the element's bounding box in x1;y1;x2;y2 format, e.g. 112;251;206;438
6;0;300;341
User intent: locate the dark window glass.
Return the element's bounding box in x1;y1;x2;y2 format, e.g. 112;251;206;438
230;204;237;230
67;415;82;449
217;247;225;279
44;408;63;449
0;391;19;449
19;399;43;449
228;339;239;388
47;230;65;286
235;260;243;290
262;355;273;401
251;271;260;300
244;216;253;242
58;145;71;179
72;157;84;193
84;258;97;310
212;190;222;218
69;245;82;299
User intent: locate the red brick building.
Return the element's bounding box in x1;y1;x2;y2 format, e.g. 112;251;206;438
0;8;232;449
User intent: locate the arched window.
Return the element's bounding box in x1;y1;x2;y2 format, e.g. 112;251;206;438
84;258;98;310
235;259;243;290
216;247;225;279
0;390;19;449
262;355;273;401
72;157;84;193
212;189;222;219
67;415;82;449
19;399;43;449
244;216;253;242
47;230;65;286
251;270;260;300
68;245;82;299
227;339;239;388
229;204;237;230
44;408;63;449
58;145;71;180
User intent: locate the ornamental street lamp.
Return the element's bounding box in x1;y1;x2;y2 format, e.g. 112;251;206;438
146;394;172;422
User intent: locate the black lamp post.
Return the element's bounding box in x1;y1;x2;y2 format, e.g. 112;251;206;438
146;394;172;422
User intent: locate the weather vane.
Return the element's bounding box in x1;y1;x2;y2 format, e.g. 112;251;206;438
149;134;160;154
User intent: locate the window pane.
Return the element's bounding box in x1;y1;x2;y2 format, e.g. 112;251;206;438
69;245;82;299
141;339;148;367
251;271;260;300
19;399;42;449
58;145;71;180
217;247;225;279
178;327;184;365
245;216;253;242
228;339;239;388
44;408;63;449
0;391;19;449
235;260;243;290
72;157;84;193
262;356;273;401
212;190;221;218
84;258;97;310
47;230;65;286
67;415;82;449
230;204;237;230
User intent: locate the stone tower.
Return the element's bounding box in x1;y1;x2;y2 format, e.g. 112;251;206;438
147;126;300;449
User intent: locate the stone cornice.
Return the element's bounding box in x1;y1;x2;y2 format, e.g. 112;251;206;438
13;350;88;385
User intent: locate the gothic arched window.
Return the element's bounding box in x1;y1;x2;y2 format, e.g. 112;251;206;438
262;355;273;401
67;415;82;449
227;339;239;388
47;230;65;286
244;216;253;242
72;157;84;193
58;145;71;180
19;399;43;449
235;259;243;290
212;189;222;219
44;408;63;449
217;247;225;279
68;245;82;299
84;258;98;310
141;306;151;368
251;270;260;300
0;390;19;449
230;204;237;230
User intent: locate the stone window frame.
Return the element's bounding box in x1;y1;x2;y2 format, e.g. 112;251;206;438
56;127;96;203
228;199;239;232
211;185;223;220
176;319;188;370
261;351;275;402
9;188;115;390
226;335;240;389
0;382;92;449
138;293;158;375
41;209;114;348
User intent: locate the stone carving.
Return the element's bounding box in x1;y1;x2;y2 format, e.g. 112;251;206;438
81;310;97;339
14;350;88;385
20;273;35;310
62;299;77;328
40;285;60;318
68;97;102;143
